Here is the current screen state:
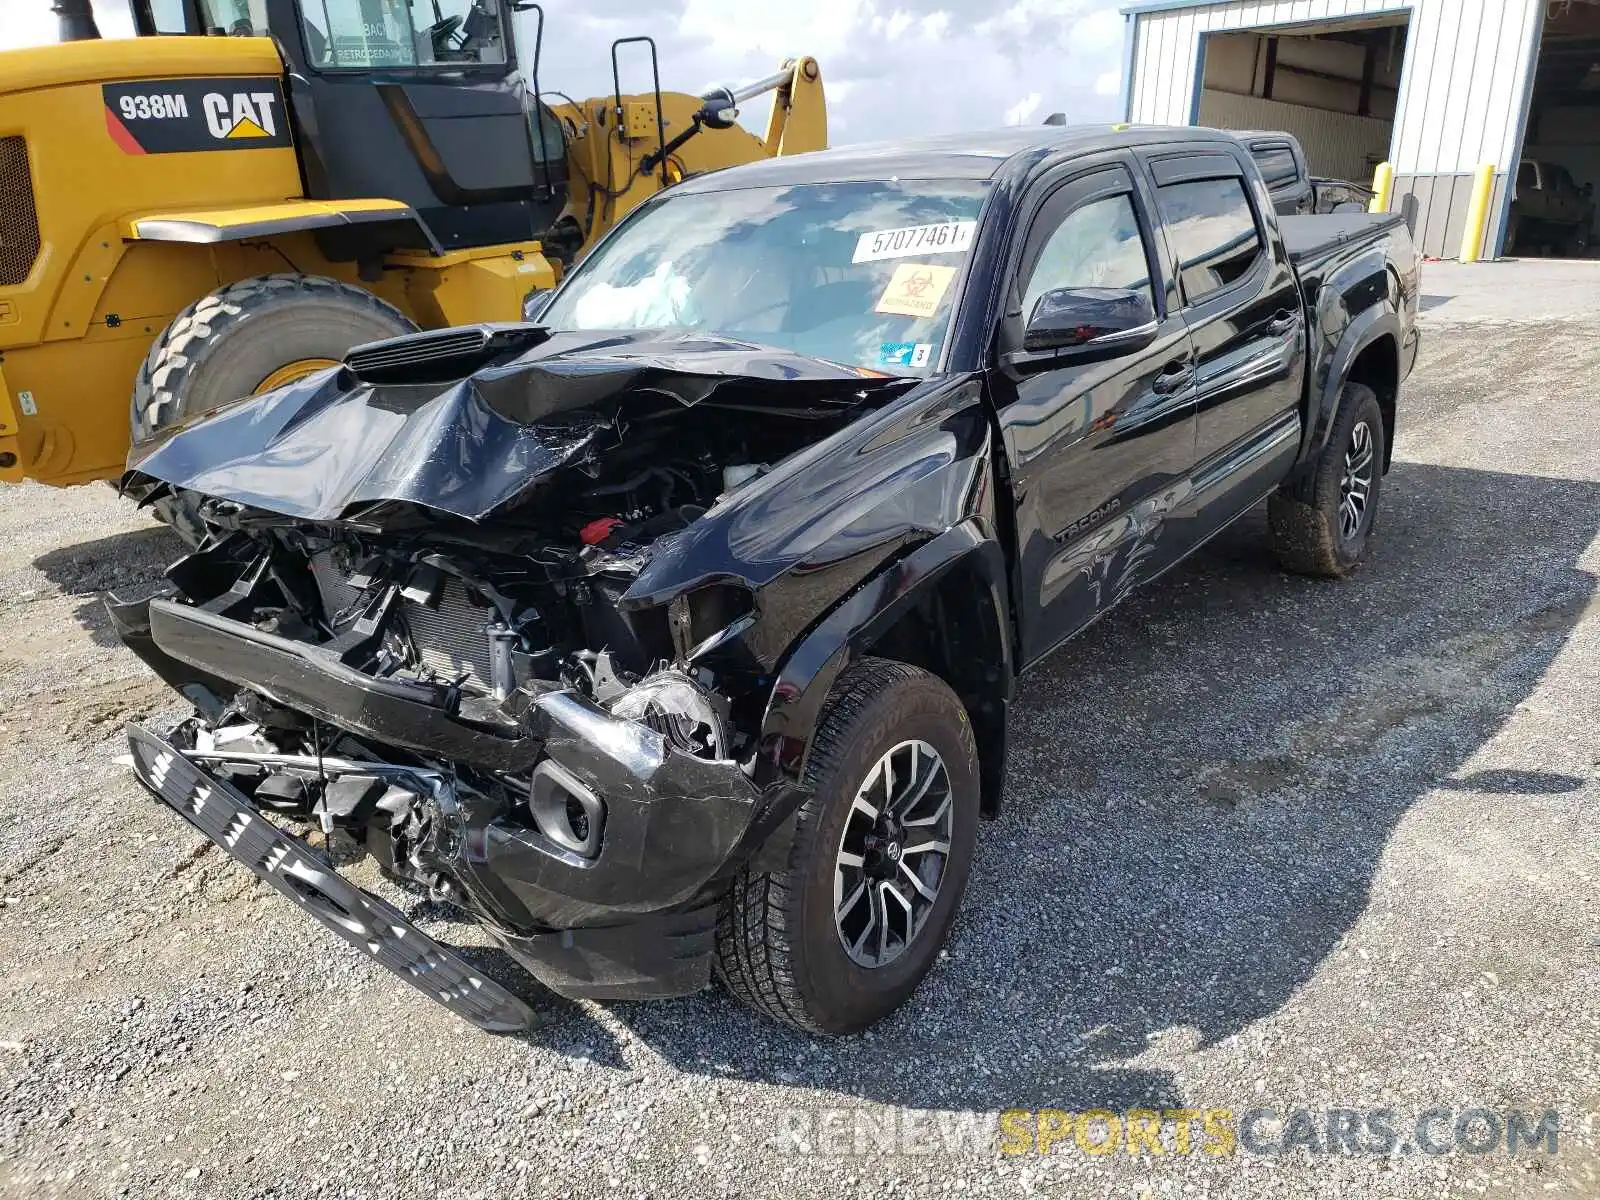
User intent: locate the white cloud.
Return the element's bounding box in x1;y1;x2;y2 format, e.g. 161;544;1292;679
1004;92;1043;126
1071;9;1125;55
1;0;70;49
0;0;133;48
2;0;1128;145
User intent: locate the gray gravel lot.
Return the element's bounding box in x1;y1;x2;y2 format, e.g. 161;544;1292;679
1;282;1597;1198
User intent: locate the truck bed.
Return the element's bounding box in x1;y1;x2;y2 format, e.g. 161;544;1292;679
1280;211;1408;271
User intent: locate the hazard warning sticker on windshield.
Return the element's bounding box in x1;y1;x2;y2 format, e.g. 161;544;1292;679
874;263;957;318
853;221;975;264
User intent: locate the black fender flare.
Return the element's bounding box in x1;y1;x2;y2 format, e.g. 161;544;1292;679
1305;305;1402;464
752;518;1014;803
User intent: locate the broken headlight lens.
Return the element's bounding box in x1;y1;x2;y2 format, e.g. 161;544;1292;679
608;670;726;760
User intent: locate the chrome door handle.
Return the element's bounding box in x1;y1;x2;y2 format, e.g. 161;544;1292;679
1152;363;1195;395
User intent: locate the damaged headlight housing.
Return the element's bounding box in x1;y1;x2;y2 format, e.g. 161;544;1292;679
609;670;727;760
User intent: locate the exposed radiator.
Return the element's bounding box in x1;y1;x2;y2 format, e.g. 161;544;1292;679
400;579;494;693
309;553;493;693
309;552;363;624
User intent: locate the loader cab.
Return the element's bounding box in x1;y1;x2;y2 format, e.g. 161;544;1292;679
134;0;569;254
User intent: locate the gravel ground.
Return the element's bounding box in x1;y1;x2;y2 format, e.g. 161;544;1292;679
1;293;1598;1198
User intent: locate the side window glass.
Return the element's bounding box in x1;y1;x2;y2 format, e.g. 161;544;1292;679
1253;147;1298;186
147;0;197;32
1020;193;1154;321
1155;176;1264;304
301;0;507;68
1518;161;1538;189
198;0;268;35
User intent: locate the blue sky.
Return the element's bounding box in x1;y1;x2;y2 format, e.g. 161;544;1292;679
1;0;1129;141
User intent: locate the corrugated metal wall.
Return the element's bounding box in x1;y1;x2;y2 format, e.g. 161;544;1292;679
1127;0;1415;130
1126;0;1546;258
1198;90;1392;181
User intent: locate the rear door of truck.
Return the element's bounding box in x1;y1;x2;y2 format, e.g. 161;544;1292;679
1138;145;1307;532
1245;135;1313;216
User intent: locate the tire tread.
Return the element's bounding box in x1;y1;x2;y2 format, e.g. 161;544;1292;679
714;658;945;1035
130;273;411;440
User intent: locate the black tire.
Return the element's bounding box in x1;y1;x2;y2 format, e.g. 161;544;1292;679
1504;213;1520;255
1267;382;1386;579
714;658;980;1035
130;274;414;444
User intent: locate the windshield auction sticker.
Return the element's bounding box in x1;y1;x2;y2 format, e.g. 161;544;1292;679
853;221;975;263
875;264;957;318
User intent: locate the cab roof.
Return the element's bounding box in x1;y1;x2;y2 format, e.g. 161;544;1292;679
671;124;1242;192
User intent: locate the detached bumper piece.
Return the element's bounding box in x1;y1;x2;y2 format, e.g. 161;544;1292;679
126;723;538;1034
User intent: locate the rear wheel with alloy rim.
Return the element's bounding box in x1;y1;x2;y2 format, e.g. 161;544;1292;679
715;658;980;1034
1338;417;1376;542
1268;381;1387;578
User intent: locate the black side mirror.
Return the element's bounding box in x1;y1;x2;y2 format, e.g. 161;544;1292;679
521;288;552;323
1020;287;1158;359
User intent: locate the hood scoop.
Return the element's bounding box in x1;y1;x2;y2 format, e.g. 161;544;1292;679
345;323;550;385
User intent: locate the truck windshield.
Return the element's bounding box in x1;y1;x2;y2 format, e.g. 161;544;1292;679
540;180;991;377
298;0;507;68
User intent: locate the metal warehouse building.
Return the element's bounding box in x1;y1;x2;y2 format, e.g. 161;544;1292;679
1121;0;1600;260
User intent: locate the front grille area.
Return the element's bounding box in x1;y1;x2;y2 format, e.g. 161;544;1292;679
0;138;40;287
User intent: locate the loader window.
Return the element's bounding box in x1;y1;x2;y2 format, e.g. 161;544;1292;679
302;0;507;69
540;179;991;377
197;0;268;35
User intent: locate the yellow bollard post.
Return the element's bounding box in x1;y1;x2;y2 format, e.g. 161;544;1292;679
1458;162;1497;263
1369;161;1395;213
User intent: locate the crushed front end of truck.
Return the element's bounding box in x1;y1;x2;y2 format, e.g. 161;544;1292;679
110;325;926;1026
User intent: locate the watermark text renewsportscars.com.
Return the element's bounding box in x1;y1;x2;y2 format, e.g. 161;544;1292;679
769;1107;1565;1158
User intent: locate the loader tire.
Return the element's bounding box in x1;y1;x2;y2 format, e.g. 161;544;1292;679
130;274;414;444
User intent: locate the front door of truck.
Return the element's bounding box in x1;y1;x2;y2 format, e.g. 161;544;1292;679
991;160;1199;669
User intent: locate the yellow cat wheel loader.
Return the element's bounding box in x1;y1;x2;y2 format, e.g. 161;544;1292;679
0;0;824;491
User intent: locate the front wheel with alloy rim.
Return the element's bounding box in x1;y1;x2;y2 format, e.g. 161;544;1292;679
715;658;980;1034
1267;381;1387;578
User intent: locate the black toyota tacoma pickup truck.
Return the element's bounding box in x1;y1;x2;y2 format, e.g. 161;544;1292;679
114;126;1420;1036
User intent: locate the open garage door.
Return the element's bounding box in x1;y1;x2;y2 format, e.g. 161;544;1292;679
1196;16;1409;207
1508;1;1600;258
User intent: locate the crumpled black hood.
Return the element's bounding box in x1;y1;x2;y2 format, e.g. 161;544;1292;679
124;331;900;524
